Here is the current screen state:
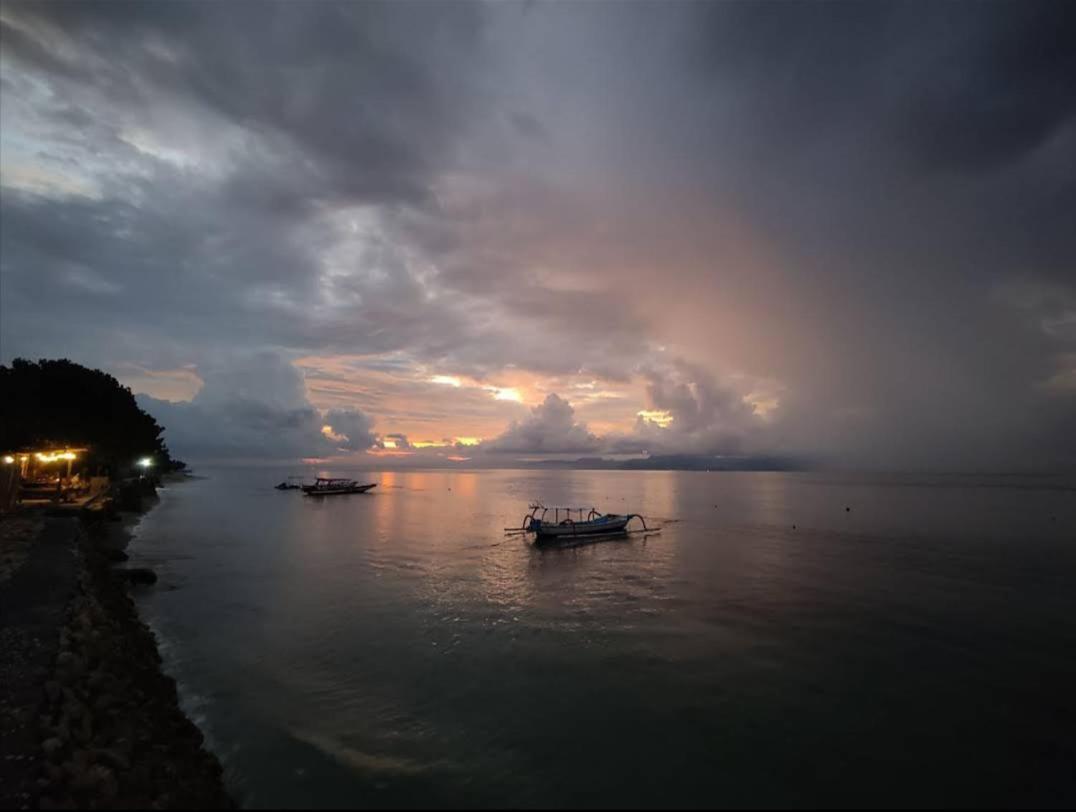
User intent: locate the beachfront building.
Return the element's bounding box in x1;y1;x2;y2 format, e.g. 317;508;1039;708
0;446;109;512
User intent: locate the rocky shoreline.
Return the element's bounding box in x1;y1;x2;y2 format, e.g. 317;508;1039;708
2;487;233;809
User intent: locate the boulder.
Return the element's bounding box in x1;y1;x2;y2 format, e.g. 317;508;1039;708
70;763;116;797
55;652;79;672
42;738;64;762
44;681;62;704
116;568;158;586
91;747;130;772
87;670;109;692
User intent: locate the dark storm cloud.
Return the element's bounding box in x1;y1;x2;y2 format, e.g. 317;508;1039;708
1;0;646;378
653;0;1076;467
0;0;491;369
689;0;1076;174
508;112;549;142
2;0;1074;468
1;0;484;206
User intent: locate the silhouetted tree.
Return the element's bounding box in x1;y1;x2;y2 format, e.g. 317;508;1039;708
0;358;178;472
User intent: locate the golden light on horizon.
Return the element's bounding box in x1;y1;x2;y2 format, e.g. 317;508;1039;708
430;375;462;387
368;447;414;457
295;353;656;449
321;424;347;443
487;386;522;402
742;393;780;418
637;410;674;428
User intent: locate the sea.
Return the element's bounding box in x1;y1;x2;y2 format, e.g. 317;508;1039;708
126;468;1076;808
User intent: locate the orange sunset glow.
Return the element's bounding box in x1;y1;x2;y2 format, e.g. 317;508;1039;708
2;0;1072;474
3;2;1075;809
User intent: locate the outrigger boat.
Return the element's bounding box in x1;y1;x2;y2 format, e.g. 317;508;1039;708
302;477;377;496
275;475;305;490
510;503;650;544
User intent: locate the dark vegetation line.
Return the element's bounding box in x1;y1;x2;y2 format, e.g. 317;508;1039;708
0;358;185;474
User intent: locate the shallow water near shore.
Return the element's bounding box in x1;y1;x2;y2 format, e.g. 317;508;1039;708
128;468;1076;808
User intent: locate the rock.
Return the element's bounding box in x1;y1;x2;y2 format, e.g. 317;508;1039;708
55;652;77;672
87;670;108;692
95;764;119;800
116;567;158;586
80;713;92;743
93;693;118;714
61;701;83;723
56;654;87;686
42;738;64;762
103;548;129;563
70;762;115;796
127;764;151;793
44;681;62;704
91;747;130;772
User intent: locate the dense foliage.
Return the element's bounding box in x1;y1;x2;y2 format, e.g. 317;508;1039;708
0;358;180;470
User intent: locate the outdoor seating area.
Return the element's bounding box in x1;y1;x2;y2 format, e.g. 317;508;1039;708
0;447;109;513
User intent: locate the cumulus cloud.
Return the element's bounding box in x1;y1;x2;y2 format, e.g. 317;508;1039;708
623;362;762;455
322;409;378;452
137;353;375;460
484;394;600;455
2;0;1075;470
380;432;413;450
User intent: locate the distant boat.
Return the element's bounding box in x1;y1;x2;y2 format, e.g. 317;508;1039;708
512;503;648;543
275;475;305;490
302;477;377;496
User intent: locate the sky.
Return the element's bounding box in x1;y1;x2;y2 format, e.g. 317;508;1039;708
1;0;1074;470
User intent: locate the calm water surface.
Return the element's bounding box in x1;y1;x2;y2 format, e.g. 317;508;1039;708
129;469;1076;808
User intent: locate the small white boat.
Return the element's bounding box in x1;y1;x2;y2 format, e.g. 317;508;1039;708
302;477;377;496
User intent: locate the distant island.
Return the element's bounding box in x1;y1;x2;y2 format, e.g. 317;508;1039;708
524;454;810;471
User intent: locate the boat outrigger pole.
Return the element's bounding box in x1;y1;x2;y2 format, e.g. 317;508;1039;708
505;503;657;541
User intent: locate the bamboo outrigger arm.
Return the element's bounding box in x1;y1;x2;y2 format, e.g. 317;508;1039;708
505;504;656;536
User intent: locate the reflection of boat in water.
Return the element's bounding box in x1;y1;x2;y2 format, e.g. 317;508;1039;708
512;503;649;543
302;477;377;496
275;476;305;490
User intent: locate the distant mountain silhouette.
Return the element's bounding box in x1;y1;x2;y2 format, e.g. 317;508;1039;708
526;454;808;471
